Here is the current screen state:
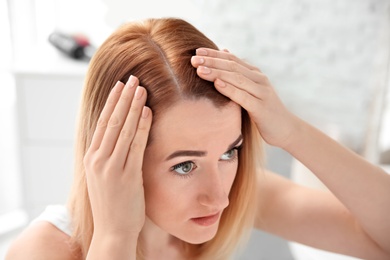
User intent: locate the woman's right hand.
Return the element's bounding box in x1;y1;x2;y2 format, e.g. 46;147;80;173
83;75;152;240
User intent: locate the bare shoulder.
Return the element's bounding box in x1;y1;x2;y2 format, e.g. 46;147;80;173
5;221;80;260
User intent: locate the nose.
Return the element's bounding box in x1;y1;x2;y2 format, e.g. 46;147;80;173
197;167;230;211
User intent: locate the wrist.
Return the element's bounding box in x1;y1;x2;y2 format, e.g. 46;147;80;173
279;115;307;152
93;228;140;243
88;231;139;259
270;113;304;151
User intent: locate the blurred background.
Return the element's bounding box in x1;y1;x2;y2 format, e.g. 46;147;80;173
0;0;389;259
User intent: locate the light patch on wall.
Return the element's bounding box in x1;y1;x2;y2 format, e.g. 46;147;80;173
101;0;204;29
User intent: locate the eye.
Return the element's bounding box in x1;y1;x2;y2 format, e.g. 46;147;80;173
171;161;197;175
220;148;238;161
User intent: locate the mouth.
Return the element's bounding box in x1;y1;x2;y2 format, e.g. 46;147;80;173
191;212;221;226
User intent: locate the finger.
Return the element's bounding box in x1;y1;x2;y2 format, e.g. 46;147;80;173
196;66;265;99
99;75;139;156
89;81;125;151
191;55;265;85
213;78;260;115
111;86;148;166
196;48;261;72
124;106;152;176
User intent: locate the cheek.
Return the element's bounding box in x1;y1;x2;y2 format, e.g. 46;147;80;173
221;162;239;193
143;177;170;219
142;148;165;204
142;159;161;213
142;167;164;207
142;166;184;218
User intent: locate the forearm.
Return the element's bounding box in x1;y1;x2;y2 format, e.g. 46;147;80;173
284;117;390;254
87;233;138;260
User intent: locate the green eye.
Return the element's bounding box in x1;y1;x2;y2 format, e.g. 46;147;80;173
172;161;196;174
220;148;238;161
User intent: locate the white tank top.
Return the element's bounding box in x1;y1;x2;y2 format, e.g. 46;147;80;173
31;205;72;236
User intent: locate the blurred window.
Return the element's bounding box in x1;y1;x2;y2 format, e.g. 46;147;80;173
0;0;27;236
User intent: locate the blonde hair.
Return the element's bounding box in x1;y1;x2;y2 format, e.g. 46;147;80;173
68;18;262;259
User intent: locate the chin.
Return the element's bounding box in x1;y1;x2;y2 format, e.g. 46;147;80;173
179;225;219;245
182;235;216;245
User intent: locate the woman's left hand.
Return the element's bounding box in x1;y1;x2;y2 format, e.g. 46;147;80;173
191;48;299;148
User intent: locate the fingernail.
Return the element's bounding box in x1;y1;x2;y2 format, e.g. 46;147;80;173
135;86;143;99
215;79;226;88
191;56;204;65
142;106;149;118
196;48;208;56
198;66;211;74
113;81;124;93
127;75;136;88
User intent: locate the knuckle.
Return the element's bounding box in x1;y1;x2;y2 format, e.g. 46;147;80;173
128;107;143;120
226;85;238;99
96;118;108;128
120;128;135;139
228;60;238;72
130;134;149;152
83;153;91;167
234;72;245;85
227;52;237;61
84;153;102;172
108;115;121;127
137;121;150;132
208;57;216;67
130;140;143;152
239;92;255;113
239;91;249;104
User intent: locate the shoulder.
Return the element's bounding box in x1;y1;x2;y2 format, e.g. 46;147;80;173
5;221;80;260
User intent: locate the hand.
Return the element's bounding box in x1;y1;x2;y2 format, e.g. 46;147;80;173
83;75;152;239
191;48;299;148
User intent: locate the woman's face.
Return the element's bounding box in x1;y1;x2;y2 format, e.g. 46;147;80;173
142;99;242;244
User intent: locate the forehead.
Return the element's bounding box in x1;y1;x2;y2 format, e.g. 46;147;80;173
148;99;242;152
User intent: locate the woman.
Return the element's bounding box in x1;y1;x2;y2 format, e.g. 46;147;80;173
6;18;390;259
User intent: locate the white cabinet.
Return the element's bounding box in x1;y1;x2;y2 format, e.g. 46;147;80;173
14;53;87;218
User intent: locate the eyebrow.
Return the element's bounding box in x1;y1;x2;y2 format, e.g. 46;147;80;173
165;134;243;161
227;134;244;151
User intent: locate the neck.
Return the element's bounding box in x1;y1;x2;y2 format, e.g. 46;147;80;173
138;217;186;259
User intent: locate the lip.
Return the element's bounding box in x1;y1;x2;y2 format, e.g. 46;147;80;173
191;212;221;226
